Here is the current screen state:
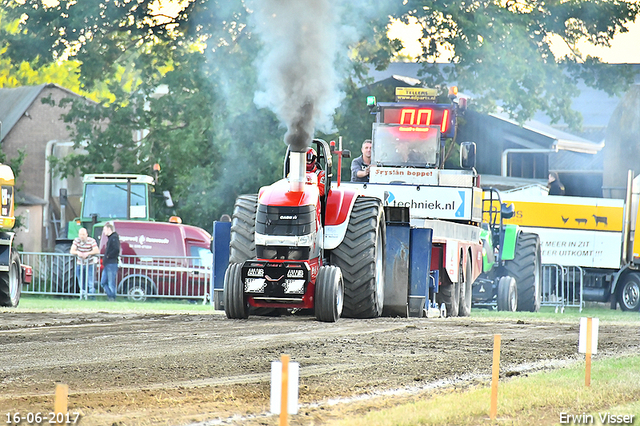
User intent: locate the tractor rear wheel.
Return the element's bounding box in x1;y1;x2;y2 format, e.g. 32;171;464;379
331;197;385;318
504;232;542;312
224;263;249;319
315;265;344;322
0;250;21;307
229;194;258;263
437;268;460;317
497;276;518;312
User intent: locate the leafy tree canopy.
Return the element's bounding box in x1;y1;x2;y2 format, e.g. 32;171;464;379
0;0;638;229
399;0;639;128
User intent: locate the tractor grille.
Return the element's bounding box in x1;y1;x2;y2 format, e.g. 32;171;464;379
256;204;315;236
256;246;310;260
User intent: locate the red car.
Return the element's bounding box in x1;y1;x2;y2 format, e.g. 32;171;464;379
99;220;212;301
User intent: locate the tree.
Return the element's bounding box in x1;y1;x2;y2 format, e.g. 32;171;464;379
398;0;639;129
2;0;636;229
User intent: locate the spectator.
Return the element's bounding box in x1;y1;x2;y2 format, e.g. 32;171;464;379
351;139;372;182
548;172;566;195
70;227;100;300
100;222;120;301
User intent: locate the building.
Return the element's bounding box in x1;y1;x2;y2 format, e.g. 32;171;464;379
0;83;86;251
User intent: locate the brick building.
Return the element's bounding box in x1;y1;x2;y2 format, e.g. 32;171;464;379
0;83;86;251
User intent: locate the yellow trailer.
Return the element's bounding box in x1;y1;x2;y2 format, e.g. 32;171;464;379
499;172;640;311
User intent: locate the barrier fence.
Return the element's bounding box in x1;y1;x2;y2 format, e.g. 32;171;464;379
541;264;584;312
19;252;583;311
20;252;212;303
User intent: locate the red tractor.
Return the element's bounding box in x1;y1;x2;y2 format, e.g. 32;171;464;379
224;139;385;322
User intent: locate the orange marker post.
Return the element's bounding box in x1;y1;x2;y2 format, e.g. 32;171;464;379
490;334;501;420
280;354;290;426
585;318;592;387
54;383;68;426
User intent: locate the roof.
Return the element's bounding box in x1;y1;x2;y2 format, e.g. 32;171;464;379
488;111;604;154
550;150;603;173
0;83;85;142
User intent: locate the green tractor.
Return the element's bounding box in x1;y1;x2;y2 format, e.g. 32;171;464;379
472;188;542;312
52;174;162;293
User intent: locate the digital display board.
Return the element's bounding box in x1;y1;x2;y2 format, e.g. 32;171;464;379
381;106;452;134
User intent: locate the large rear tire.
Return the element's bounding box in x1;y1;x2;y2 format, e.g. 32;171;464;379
497;276;518;312
617;272;640;311
504;232;542;312
315;265;344;322
331;197;385;319
224;263;249;319
229;194;258;263
52;242;76;295
0;250;21;307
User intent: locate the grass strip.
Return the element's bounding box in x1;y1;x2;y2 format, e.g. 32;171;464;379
11;294;219;313
327;355;640;426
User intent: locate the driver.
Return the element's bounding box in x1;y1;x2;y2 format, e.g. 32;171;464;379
306;147;326;196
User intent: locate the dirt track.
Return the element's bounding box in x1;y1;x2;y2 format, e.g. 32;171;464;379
1;310;639;426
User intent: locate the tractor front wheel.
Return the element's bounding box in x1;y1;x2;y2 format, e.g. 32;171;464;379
315;265;344;322
224;263;249;319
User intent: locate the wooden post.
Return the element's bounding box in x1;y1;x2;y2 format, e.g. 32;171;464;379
280;354;290;426
490;334;501;420
54;384;68;426
585;318;592;387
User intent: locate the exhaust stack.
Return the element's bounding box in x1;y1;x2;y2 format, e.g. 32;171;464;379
289;151;306;192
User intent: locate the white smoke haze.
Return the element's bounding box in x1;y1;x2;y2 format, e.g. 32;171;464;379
249;0;347;152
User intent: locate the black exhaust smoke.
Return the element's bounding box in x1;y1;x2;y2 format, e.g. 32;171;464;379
249;0;344;153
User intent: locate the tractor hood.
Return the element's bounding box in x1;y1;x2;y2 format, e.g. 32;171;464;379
258;176;320;208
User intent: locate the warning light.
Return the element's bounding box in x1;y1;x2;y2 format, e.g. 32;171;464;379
366;96;377;107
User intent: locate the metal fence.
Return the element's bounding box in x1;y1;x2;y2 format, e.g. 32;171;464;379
20;252;212;303
541;264;584;312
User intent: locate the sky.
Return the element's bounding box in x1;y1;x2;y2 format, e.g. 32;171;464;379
388;18;640;64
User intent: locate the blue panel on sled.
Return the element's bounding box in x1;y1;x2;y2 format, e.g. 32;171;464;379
382;222;410;317
211;221;231;309
409;227;432;299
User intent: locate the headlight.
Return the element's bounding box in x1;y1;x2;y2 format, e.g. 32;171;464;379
247;268;264;277
245;278;266;293
283;279;305;294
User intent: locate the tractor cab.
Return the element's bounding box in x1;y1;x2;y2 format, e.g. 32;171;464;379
67;174;155;241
